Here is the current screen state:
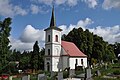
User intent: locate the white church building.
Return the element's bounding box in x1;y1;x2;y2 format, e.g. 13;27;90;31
44;7;87;72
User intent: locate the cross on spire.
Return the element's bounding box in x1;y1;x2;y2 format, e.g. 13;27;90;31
50;5;56;27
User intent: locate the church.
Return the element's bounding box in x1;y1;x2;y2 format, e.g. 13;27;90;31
44;7;87;72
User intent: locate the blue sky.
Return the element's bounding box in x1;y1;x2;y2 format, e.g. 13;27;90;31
0;0;120;51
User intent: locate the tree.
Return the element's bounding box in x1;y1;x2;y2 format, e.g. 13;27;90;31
61;34;67;40
30;41;40;71
63;27;115;64
19;51;30;70
0;18;12;73
84;29;93;65
112;42;120;59
9;49;21;61
39;48;45;70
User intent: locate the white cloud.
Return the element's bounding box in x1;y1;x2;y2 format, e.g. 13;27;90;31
10;18;120;51
55;0;66;5
0;0;14;16
31;0;99;8
82;0;98;8
77;18;94;30
0;0;28;17
10;36;34;51
30;4;40;14
30;4;46;14
102;0;120;10
59;18;94;35
32;0;79;7
59;18;120;44
10;25;45;51
14;6;27;16
38;0;53;5
89;25;120;44
67;0;78;6
20;25;45;43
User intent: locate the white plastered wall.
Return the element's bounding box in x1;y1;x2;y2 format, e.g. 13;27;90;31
69;57;87;69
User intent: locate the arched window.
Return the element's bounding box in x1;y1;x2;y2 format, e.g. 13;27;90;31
48;49;50;55
75;59;78;69
76;59;78;65
81;59;83;65
55;35;58;42
47;62;50;71
48;35;50;42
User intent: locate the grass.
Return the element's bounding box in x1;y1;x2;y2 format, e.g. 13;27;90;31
92;63;120;79
30;74;37;80
93;77;120;80
12;77;21;80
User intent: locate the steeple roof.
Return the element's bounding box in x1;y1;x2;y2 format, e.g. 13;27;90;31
50;6;56;27
44;6;62;31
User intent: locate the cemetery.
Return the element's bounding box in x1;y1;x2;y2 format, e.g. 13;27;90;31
0;3;120;80
0;61;119;80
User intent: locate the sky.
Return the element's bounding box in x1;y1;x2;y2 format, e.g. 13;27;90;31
0;0;120;51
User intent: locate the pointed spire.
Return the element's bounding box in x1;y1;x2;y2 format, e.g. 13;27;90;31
50;5;56;27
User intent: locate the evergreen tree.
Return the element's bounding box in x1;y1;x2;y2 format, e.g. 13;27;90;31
39;48;45;70
30;41;40;71
0;18;12;73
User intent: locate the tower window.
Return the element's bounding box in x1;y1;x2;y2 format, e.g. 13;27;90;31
48;35;50;42
48;49;50;55
55;35;58;42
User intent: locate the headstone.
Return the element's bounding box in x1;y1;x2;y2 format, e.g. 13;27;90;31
97;70;101;76
38;73;47;80
112;60;114;64
105;63;108;69
85;67;92;80
22;75;30;80
58;72;63;80
51;71;55;77
69;69;75;78
9;76;12;80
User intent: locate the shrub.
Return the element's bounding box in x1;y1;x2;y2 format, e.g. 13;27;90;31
113;70;120;75
63;71;69;78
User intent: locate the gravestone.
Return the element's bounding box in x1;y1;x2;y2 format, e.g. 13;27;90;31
58;71;63;80
22;75;30;80
97;70;101;76
38;73;47;80
69;69;75;78
85;67;92;80
51;71;55;77
105;63;108;69
9;76;12;80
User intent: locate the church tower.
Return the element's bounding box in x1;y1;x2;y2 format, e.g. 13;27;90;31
44;7;62;72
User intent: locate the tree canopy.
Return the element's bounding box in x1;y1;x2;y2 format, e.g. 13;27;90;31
62;27;116;64
0;18;12;73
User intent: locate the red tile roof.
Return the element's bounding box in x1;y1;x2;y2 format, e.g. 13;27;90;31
61;41;87;57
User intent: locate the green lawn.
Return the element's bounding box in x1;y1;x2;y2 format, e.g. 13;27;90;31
92;63;120;79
